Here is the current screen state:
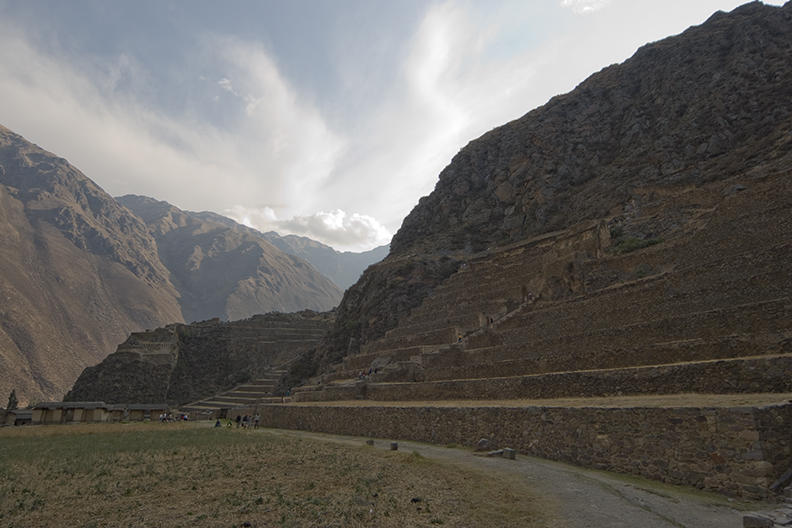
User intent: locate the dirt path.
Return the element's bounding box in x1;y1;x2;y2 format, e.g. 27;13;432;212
265;428;766;528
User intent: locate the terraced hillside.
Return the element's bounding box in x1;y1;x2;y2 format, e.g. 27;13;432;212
66;311;331;405
263;2;792;500
182;368;288;413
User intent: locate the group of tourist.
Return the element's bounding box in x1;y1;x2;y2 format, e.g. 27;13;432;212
234;413;260;428
158;412;189;422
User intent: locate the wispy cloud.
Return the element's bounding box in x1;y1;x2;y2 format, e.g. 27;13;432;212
0;26;346;242
226;205;391;251
561;0;612;14
0;1;755;254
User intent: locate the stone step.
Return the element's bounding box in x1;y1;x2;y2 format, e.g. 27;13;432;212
231;384;277;392
361;326;459;355
201;396;263;406
298;354;792;402
343;346;424;371
489;297;791;358
224;390;274;397
394;241;790;356
425;334;788;382
184;401;231;409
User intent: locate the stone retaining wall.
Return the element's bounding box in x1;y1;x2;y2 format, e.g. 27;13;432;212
259;402;792;499
294;355;792;402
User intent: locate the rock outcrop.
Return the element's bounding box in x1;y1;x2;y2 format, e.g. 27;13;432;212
292;0;792;380
66;311;332;405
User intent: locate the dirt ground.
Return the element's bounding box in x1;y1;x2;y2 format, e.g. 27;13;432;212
265;428;777;528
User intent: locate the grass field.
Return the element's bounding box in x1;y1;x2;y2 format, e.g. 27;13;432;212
0;422;551;527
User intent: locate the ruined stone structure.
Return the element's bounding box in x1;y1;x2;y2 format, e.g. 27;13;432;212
259;3;792;500
181;366;288;414
272;172;792;498
66;311;332;405
32;402;168;424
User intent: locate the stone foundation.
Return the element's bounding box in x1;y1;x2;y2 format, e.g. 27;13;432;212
259;400;792;499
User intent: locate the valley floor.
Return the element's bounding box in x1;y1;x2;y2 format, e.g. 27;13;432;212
0;421;778;527
0;422;552;527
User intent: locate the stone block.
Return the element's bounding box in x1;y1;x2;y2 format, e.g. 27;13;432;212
743;514;773;527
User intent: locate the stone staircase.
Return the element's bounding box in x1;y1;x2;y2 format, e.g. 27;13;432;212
182;368;286;412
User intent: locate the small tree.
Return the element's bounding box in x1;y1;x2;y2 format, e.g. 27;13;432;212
6;389;18;410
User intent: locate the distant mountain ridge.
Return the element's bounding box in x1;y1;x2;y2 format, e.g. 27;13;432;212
174;208;389;290
117;195;343;322
261;232;389;290
0;127;351;404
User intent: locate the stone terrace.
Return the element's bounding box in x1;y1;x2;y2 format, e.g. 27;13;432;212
182;367;287;413
268;173;792;499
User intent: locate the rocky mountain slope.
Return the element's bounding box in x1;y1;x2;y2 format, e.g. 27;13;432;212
290;1;792;381
261;233;388;290
0;125;183;405
0;131;344;405
149;205;389;291
117;195;342;322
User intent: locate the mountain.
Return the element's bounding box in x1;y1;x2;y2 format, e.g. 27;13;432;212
168;208;389;290
0;129;343;405
288;0;792;380
117;195;342;322
0;125;183;405
261;233;389;290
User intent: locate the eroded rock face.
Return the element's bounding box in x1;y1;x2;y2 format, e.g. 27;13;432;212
293;1;792;379
0;125;183;404
65;311;333;405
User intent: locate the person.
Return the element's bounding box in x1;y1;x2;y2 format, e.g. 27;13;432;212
242;415;249;428
253;414;260;429
235;414;241;428
214;419;221;428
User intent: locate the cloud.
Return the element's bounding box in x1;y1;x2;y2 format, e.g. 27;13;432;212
225;205;391;252
0;25;345;237
316;2;554;230
0;1;753;254
560;0;612;14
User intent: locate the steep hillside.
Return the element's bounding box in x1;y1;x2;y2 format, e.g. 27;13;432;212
0;126;183;404
117;195;343;322
168;208;388;290
65;311;332;405
294;1;792;379
261;233;389;290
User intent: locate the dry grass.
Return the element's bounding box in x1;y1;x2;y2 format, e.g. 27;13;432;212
0;422;552;527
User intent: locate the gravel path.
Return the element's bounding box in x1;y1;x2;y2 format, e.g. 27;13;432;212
266;428;766;528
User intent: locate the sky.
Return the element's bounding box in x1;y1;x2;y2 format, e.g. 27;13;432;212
0;0;784;251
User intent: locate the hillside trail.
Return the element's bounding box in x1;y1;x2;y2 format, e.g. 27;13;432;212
265;428;766;528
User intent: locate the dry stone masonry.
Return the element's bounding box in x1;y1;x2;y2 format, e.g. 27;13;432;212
66;311;332;405
260;2;792;500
